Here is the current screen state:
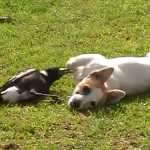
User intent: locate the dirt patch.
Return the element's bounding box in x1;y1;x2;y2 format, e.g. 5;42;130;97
77;112;90;120
112;138;139;150
1;143;20;150
51;121;76;131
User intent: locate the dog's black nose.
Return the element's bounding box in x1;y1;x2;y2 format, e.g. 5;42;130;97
71;100;81;109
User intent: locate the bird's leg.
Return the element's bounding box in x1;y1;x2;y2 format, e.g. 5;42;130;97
30;89;59;98
30;89;63;103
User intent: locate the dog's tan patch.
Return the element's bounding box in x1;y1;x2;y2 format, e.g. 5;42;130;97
75;73;108;106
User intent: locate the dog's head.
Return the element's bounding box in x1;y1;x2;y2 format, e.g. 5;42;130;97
68;67;125;110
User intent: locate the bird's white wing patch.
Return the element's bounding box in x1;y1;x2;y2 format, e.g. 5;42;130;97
9;68;37;81
40;70;48;76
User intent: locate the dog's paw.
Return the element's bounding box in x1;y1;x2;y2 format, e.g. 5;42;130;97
146;53;150;57
66;57;76;70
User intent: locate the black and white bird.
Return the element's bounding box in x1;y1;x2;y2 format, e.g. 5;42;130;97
0;67;72;103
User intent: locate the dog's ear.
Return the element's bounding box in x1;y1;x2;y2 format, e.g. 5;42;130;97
90;67;114;83
105;89;126;105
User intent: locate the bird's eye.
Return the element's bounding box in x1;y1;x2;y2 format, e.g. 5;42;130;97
90;101;96;107
75;91;80;94
82;86;91;95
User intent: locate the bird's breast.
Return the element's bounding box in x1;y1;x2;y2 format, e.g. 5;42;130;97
1;86;33;103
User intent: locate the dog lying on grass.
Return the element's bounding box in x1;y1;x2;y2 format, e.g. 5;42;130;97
66;53;150;110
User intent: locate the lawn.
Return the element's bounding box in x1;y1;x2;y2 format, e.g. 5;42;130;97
0;0;150;149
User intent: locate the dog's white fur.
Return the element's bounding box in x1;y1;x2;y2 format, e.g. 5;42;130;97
66;54;107;70
66;53;150;110
66;54;107;84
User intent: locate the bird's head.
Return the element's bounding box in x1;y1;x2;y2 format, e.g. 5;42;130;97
41;67;73;86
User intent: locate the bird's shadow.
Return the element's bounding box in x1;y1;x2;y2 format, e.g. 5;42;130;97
0;90;64;108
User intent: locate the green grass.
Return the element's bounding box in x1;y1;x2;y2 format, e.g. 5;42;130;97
0;0;150;149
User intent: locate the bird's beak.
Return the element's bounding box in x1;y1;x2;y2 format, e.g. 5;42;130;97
58;68;73;76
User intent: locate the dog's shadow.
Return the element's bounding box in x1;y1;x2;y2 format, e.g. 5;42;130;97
92;92;150;115
70;92;150;117
1;90;150;115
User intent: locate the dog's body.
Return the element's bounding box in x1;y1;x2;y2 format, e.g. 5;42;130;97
66;53;150;110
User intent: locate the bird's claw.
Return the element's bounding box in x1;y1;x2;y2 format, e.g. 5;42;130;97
43;97;63;104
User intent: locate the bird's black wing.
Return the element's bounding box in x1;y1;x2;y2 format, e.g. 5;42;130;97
1;69;38;89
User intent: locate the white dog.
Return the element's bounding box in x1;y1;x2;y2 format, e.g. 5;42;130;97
66;53;150;110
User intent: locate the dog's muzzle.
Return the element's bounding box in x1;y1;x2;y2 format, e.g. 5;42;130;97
70;99;81;109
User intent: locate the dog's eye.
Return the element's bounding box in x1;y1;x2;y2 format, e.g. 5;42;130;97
80;79;83;81
82;86;91;95
90;101;96;107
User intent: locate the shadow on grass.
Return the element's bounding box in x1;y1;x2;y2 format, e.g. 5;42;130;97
93;92;150;115
0;89;66;108
69;92;150;117
1;90;150;116
0;98;61;108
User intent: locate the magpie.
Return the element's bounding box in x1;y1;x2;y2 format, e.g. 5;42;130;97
0;67;72;103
